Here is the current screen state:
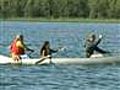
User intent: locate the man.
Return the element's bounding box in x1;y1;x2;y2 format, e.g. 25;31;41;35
10;34;34;61
84;33;108;58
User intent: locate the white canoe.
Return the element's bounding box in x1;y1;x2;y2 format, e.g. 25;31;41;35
0;54;120;65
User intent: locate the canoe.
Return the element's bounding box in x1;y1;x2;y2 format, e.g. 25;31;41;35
0;54;120;65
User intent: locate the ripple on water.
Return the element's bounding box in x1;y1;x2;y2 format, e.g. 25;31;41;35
0;22;120;90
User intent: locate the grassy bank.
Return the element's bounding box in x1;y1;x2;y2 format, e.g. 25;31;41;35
0;17;120;23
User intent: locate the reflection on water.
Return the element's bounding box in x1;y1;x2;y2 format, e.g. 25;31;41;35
1;64;120;90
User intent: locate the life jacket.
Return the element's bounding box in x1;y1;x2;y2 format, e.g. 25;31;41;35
10;40;25;55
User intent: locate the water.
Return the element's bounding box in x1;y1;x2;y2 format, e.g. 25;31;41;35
0;21;120;90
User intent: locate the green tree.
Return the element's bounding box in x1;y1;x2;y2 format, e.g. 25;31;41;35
88;0;98;18
114;0;120;18
24;0;34;17
97;0;109;18
68;0;89;18
49;0;68;18
0;0;119;19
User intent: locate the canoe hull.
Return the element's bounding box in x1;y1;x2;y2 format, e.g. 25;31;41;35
0;55;120;65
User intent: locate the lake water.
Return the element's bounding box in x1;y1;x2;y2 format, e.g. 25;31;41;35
0;21;120;90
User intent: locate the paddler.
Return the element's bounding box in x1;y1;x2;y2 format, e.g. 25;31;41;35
40;41;58;58
35;41;64;64
10;34;34;61
84;33;109;58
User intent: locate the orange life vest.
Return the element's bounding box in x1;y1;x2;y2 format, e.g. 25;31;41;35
10;40;25;55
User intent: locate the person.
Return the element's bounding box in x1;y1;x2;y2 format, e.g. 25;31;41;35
10;34;34;61
35;41;64;64
84;33;109;58
40;41;58;58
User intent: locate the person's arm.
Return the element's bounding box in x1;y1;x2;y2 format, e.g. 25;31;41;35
41;50;45;57
16;41;34;52
94;35;103;46
16;41;24;49
94;38;102;46
95;47;109;54
50;49;58;53
25;46;34;52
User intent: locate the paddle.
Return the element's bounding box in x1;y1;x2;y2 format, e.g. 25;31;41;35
35;47;66;64
26;50;34;58
35;55;51;64
98;34;112;56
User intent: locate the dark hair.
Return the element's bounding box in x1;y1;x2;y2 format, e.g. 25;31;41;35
44;41;49;46
19;34;23;39
40;41;50;55
16;34;23;40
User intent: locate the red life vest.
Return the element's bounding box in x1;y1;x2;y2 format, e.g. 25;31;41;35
10;40;25;55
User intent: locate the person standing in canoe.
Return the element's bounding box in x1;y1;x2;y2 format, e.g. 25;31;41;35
10;34;34;61
84;33;109;58
40;41;58;58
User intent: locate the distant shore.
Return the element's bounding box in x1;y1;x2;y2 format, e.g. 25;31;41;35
0;17;120;23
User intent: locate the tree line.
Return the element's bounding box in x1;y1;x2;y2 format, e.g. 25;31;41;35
0;0;120;19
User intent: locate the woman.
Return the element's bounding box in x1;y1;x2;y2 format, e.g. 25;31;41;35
40;41;58;58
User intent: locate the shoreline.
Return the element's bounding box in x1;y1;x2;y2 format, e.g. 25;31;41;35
0;17;120;23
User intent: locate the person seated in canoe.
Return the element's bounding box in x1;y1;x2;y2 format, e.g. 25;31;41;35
84;33;109;58
10;34;34;61
35;41;65;64
40;41;58;59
